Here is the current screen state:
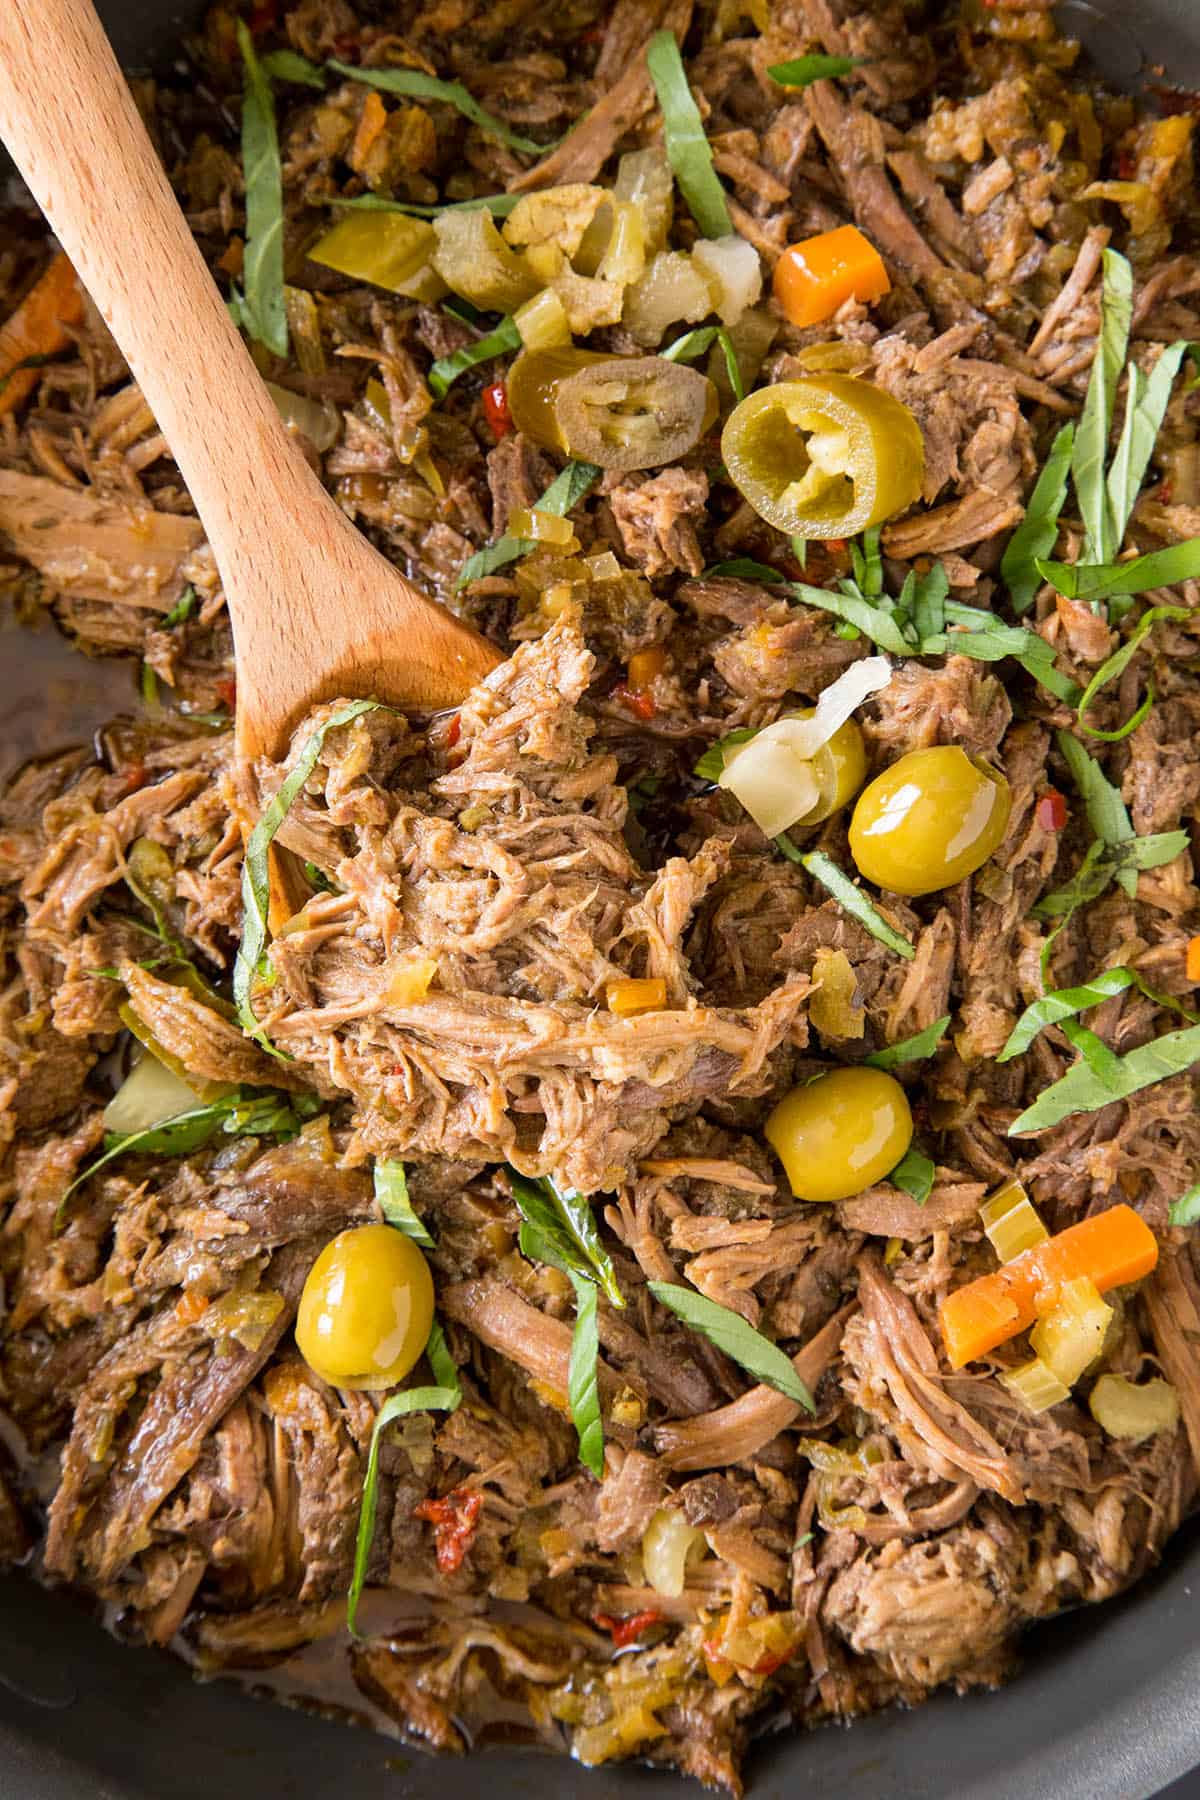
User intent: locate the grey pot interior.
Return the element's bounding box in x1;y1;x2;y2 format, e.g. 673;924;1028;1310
1;1;1200;1795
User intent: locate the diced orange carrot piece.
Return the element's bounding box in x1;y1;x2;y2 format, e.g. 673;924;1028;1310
606;977;668;1017
348;89;388;172
772;224;890;329
1186;935;1200;982
939;1203;1158;1369
0;253;85;418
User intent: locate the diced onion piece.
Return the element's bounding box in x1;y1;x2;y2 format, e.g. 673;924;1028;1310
607;977;668;1017
614;146;674;253
718;657;891;837
691;235;763;327
809;947;864;1041
387;957;438;1006
432;210;540;312
623;250;713;347
1000;1355;1070;1413
509;506;579;548
641;1505;705;1597
502;184;608;262
1089;1372;1181;1443
514;288;572;351
1029;1275;1113;1387
103;1052;202;1136
980;1179;1049;1263
266;381;341;453
598;201;648;288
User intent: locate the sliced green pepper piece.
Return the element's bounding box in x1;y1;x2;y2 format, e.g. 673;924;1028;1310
507;346;610;451
721;375;924;539
308;212;446;302
554;355;716;472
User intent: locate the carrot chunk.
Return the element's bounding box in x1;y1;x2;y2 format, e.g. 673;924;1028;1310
0;253;85;417
772;225;890;328
1186;934;1200;983
939;1203;1158;1369
606;977;668;1016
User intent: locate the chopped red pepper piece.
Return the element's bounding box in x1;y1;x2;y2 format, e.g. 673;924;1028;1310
482;382;513;441
214;674;237;712
593;1609;663;1648
1036;790;1068;831
446;713;461;749
412;1486;483;1573
612;682;657;722
1186;936;1200;983
247;0;279;36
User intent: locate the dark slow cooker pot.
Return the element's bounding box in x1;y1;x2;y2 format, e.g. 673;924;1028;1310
2;3;1200;1795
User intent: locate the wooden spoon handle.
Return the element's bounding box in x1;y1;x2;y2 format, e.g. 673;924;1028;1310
0;0;499;755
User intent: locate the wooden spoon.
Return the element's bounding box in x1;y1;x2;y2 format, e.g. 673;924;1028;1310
0;0;502;762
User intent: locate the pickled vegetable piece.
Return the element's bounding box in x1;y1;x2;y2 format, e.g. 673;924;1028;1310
765;1066;913;1203
607;977;668;1016
102;1052;201;1136
692;235;763;326
309;211;444;301
641;1506;705;1597
939;1203;1158;1369
554;356;716;472
1089;1372;1180;1442
999;1356;1070;1414
848;747;1011;896
624;249;714;347
507;346;609;451
980;1179;1048;1262
614;146;674;253
432;209;540;312
514;288;572;350
296;1223;434;1390
1030;1276;1112;1386
721;376;923;538
502;184;608;262
773;224;891;328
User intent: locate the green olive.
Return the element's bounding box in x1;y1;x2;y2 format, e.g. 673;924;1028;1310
296;1224;434;1390
765;1067;913;1203
800;713;867;825
847;746;1011;896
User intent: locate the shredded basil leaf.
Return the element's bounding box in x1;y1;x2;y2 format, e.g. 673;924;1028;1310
798;850;916;961
649;1282;814;1410
1059;1017;1125;1089
1076;604;1190;742
714;326;745;404
999;967;1143;1062
457;461;600;588
693;727;756;782
1073;248;1133;565
1038;539;1200;602
234;700;380;1053
1169;1181;1200;1227
867;1016;951;1070
347;1330;461;1636
792;578;911;656
1011;1021;1200;1134
329;191;519;217
703;557;786;583
662;325;719;363
259;48;326;86
236;22;288;358
374;1160;435;1247
567;1271;604;1477
328;59;551;158
428;313;521;399
889;1145;935;1206
1056;728;1136;896
162;586;197;628
1002;423;1075;615
508;1169;624;1308
767;53;865;88
1107;342;1192;546
645;31;731;240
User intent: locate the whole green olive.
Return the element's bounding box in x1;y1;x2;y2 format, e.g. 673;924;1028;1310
296;1223;434;1390
847;745;1011;896
765;1066;913;1203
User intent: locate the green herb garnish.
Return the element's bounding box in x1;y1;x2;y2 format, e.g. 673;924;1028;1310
693;726;756;782
649;1282;814;1409
566;1272;604;1477
457;460;600;588
645;31;731;240
236;22;288;358
374;1160;435;1247
328;59;551;158
702;557;786;583
258;48;326;87
1056;729;1136;895
1010;1022;1200;1134
1168;1181;1200;1227
234;700;379;1053
327;191;520;217
1073;248;1132;565
767;53;865;87
661;325;719;363
1075;605;1191;742
347;1321;461;1636
715;326;745;403
999;965;1196;1063
1001;422;1075;615
889;1144;935;1206
428;313;521;399
162;586;197;628
1038;540;1200;603
866;1015;951;1070
508;1169;624;1308
795;848;916;961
